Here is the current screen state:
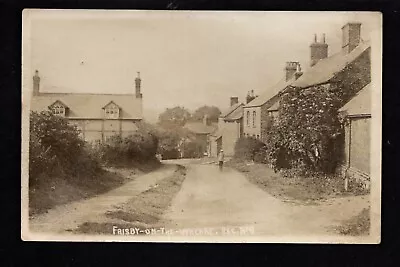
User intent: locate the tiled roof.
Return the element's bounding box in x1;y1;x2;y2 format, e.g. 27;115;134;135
244;76;296;108
339;83;371;116
220;103;243;118
224;104;244;121
292;41;370;89
31;92;143;119
184;122;218;135
267;100;280;111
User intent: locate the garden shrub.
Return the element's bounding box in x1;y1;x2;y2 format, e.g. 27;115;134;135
234;137;266;161
100;126;159;165
183;139;205;158
29;111;101;186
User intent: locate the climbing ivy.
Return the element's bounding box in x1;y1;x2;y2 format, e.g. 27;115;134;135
265;48;371;175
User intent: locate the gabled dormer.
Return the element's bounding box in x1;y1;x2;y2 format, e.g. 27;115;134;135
103;101;120;119
49;100;69;117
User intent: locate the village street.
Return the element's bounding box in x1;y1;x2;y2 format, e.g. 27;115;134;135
29;160;369;237
161;160;369;237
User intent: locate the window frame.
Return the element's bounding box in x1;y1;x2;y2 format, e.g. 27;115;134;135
252;111;256;128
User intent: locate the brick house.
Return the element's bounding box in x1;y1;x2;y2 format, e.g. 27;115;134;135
30;70;143;143
339;83;371;190
243;62;303;142
210;97;244;157
289;22;371;176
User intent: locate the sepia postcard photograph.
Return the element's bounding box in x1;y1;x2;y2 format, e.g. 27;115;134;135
21;9;382;243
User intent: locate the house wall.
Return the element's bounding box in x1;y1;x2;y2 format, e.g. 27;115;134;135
243;106;261;137
69;119;139;143
349;117;370;175
343;116;371;189
209;136;219;157
221;120;241;156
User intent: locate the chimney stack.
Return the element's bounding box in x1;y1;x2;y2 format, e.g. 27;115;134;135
310;34;328;67
285;61;299;81
230;96;239;106
33;70;40;96
246;91;256;104
294;64;303;80
342;22;361;54
135;71;142;98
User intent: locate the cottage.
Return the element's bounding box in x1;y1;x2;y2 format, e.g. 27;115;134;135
243;62;303;142
30;70;143;143
210;97;244;157
339;83;371;190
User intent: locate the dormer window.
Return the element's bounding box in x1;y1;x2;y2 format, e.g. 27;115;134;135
103;101;120;119
49;100;68;117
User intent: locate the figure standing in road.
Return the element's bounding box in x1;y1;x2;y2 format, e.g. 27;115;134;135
218;149;225;171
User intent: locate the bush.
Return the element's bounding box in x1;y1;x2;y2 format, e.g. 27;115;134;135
183;139;205;158
29;111;100;186
100;126;159;165
234;137;266;161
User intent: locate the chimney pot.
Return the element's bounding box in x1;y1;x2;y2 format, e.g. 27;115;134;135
310;34;328;67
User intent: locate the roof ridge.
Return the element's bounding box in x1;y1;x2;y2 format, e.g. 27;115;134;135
220;103;243;118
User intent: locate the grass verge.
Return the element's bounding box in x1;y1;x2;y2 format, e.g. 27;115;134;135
336;207;370;236
29;160;161;217
226;159;363;204
74;165;187;235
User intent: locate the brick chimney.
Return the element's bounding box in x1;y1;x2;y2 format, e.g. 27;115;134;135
342;22;361;54
33;70;40;96
246;90;256;104
285;62;299;81
135;71;142;98
310;33;328;67
230;96;239;106
294;64;303;80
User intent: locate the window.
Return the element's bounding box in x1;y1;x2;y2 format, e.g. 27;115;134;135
104;102;120;119
51;104;66;117
246;111;250;127
252;111;256;128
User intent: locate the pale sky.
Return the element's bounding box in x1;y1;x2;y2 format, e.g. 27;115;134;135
25;10;381;122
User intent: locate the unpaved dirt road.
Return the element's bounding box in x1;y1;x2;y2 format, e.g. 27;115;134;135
29;164;177;234
162;162;369;237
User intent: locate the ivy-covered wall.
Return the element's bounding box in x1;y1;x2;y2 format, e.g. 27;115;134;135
265;47;371;174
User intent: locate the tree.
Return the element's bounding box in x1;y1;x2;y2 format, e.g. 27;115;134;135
191;106;221;123
158;106;191;129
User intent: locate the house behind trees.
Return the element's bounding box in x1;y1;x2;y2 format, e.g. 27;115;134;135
30;70;143;143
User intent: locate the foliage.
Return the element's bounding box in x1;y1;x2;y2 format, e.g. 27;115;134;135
29;111;101;186
234;137;266;161
182;139;205;158
158;106;192;128
100;125;159;165
155;128;182;160
191;106;221;123
265;53;370;174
